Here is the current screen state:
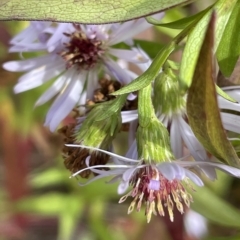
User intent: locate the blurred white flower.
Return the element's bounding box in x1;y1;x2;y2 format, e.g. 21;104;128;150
184;210;208;239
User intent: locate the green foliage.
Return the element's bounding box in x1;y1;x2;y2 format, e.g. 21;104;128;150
217;1;240;77
192;186;240;227
0;0;195;23
147;5;211;29
179;0;237;90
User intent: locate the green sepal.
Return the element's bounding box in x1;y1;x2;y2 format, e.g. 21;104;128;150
136;117;174;163
153;67;185;115
74;99;123;149
138;84;154;128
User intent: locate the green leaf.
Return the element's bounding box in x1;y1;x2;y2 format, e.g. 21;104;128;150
179;0;238;89
205;237;240;240
186;13;240;167
16;194;82;215
191;186;240;227
146;5;211;29
216;86;238;103
217;1;240;77
58;197;83;240
0;0;195;23
112;41;177;95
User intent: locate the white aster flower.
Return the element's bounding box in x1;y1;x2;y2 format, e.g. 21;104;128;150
3;14;164;131
66;144;240;223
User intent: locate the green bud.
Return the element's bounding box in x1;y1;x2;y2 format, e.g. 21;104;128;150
137;83;174;163
61;95;127;178
136;116;174;163
153;66;185;115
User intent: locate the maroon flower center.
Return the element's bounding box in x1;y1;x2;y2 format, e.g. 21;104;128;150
60;24;104;70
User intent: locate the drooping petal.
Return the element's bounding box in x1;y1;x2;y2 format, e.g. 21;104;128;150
103;57;133;85
66;144;140;163
157;162;176;181
184;169;204;186
178;116;217;180
170;116;183;159
118;181;130;194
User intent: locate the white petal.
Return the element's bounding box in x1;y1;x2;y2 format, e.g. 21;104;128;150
14;60;65;93
66;144;140;163
45;72;84;131
218;96;240;112
71;164;131;178
118;181;129;194
108;12;164;45
103;58;133;85
178;117;217;180
122;167;137;182
121;110;138;123
3;55;52;72
185;169;204;186
109;48;149;63
86;68;99;100
34;74;67;106
126;140;138;160
178;117;207;161
47;23;69;52
158;162;176;181
177;160;240;178
170;116;183;158
221;112;240;134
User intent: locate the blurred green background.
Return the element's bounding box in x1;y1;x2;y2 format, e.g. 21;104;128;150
1;1;240;240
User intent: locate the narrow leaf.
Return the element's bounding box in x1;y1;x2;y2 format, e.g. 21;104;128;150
216;86;237;103
217;1;240;77
191;186;240;227
146;5;211;29
187;13;240;167
0;0;195;23
180;0;238;89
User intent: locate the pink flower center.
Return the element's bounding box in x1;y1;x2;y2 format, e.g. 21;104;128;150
119;166;193;222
